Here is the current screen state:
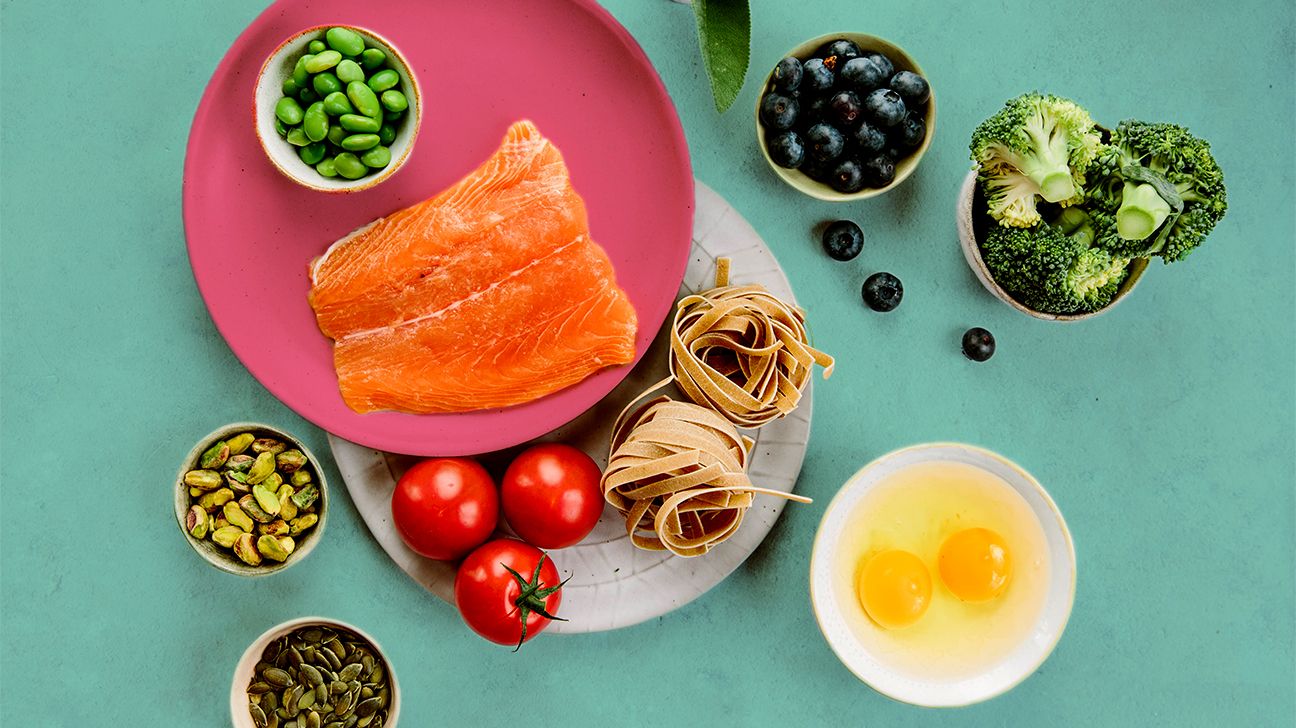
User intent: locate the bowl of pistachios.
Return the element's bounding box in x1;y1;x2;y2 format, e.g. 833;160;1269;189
174;422;327;576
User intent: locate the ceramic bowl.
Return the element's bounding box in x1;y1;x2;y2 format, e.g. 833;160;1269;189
230;617;400;728
755;33;935;201
809;443;1076;707
173;422;328;576
956;170;1147;321
253;25;421;192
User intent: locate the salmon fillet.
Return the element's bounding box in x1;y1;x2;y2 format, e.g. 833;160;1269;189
308;121;638;414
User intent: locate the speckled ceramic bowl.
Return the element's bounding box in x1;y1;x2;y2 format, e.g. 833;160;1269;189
253;25;421;192
755;33;936;201
956;170;1147;321
173;422;328;576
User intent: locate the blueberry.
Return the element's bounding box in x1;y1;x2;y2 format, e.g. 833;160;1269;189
772;57;803;93
822;220;864;261
867;53;894;78
863;88;907;127
800;156;833;183
961;327;996;362
759;93;799;131
805;123;846;162
766;130;806;169
803;95;830;124
893;112;926;150
829;91;863;127
840;57;887;92
862;154;896;188
889;71;930;105
801;58;835;93
816;38;861;61
853;121;887;152
862;272;903;312
829;158;866;193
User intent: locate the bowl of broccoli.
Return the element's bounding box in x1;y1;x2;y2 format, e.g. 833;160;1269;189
958;93;1227;321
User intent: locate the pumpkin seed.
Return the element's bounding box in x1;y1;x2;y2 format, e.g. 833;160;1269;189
249;682;273;695
338;663;362;683
250;704;269;727
262;667;294;688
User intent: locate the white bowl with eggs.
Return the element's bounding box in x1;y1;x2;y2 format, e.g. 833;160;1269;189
809;443;1076;707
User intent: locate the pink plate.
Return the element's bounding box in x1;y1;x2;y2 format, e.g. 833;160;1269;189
184;0;693;456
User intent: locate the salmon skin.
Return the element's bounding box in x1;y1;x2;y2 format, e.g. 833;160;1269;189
308;120;638;414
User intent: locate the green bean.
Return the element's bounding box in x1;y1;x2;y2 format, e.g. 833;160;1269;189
275;97;304;125
360;145;391;169
304;50;341;73
316;157;338;178
308;40;327;54
379;90;407;113
359;48;386;71
325;27;365;57
298;142;327;165
333;152;368;179
303;102;329;142
367;69;400;93
312;72;341;96
282;77;300;97
291;56;312;87
285;127;310;146
346;82;381;118
298;88;318;104
323;91;354;116
378;124;396;145
341;133;380;151
327;125;347;146
275;117;289;137
339;114;381;133
336;59;365;85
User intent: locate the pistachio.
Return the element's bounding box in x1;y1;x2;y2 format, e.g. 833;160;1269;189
291;469;313;487
199;440;231;469
252;438;287;455
183;469;222;491
234;533;262;565
225;432;254;454
258;534;291;562
279;536;297;555
240;494;275;523
189;486;203;497
224;501;255;532
246;451;276;484
226;453;255;472
254;484;282;516
291;485;320;510
263;471;284;491
185;505;209;538
276;449;308;473
211;525;242;548
260;519;290;537
289;513;319;536
198;487;235;512
279;485;300;521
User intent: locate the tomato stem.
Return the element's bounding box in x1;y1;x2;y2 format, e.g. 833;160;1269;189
501;553;570;651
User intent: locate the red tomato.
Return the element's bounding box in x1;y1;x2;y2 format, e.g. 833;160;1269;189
454;539;565;648
391;458;498;561
501;443;604;549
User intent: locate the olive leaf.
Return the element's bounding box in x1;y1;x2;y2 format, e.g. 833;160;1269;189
690;0;751;113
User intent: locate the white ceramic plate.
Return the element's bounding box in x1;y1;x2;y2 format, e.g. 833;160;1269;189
328;181;814;633
809;443;1076;706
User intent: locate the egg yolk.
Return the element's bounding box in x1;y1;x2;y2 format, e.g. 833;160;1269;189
858;550;932;629
938;527;1012;602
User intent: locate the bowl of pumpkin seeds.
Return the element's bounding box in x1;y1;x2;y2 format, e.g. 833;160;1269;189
174;422;327;575
232;617;399;728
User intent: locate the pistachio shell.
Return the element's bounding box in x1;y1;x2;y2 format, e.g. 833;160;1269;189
289;513;319;536
252;438;287;455
276;449;308;473
246;452;276;484
260;519;290;537
186;505;209;538
254;484;282;516
227;432;256;455
258;534;291;562
183;469;222;491
224;501;255;532
197;487;235;512
291;469;312;486
240;494;275;523
212;525;243;547
234;533;263;565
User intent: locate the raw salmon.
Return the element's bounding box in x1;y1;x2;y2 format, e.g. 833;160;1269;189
308;121;638;414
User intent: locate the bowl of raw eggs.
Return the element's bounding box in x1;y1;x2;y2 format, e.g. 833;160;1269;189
809;443;1076;707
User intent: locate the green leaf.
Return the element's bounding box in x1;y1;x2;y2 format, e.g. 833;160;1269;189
692;0;751;113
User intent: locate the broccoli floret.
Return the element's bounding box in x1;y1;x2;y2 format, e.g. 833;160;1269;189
1086;120;1227;262
971;93;1102;228
981;208;1130;314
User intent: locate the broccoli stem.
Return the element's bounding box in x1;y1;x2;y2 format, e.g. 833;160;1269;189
1116;182;1172;240
1020;123;1076;203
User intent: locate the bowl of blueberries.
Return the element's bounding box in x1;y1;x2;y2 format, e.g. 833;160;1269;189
757;34;934;200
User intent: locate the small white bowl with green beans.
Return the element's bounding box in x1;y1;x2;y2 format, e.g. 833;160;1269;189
254;26;421;192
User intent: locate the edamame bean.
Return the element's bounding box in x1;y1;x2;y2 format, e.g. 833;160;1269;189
298;142;327;165
359;48;386;71
316;157;338;178
275;97;304;125
298;88;318;104
312;71;341;96
380;90;407;113
308;40;327;54
336;59;364;85
304;50;341;73
322;91;354;116
367;69;400;93
360;145;391;169
346;81;381;118
339;114;382;134
341;133;380;151
282;77;300;97
286;127;310;146
385;108;403;121
378;124;396;145
291;56;312;87
333;152;368;179
325;27;365;57
327;125;347;146
303;102;329;142
275;117;289;137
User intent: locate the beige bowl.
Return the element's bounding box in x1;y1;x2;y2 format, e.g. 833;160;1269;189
230;617;400;728
173;422;328;576
956;170;1147;321
755;33;936;201
253;25;421;193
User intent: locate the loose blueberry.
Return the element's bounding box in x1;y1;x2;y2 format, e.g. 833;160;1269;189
801;58;835;93
894;112;926;150
829;158;866;193
767;130;806;169
759;93;799;131
805;123;846;162
862;272;903;312
802;95;830;125
839;57;887;92
816;38;862;61
961;327;996;362
772;57;803;93
854;121;887;152
829;91;863;127
863;88;907;127
889;71;930;105
862;154;896;188
822;220;864;261
867;53;894;78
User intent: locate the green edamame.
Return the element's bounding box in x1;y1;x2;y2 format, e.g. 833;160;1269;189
312;72;341;96
333;152;368;180
367;69;400;93
291;56;311;87
298;142;327;165
303;102;329;142
326;125;347;146
336;59;364;85
308;40;326;54
285;127;310;147
360;145;391;169
378;124;396;145
275;97;304;125
341;133;381;151
316;157;338;178
282;77;299;97
275;117;289;137
359;48;386;71
339;114;382;133
346;81;381;118
297;88;318;104
325;27;365;57
322;92;354;116
380;90;408;113
304;50;341;73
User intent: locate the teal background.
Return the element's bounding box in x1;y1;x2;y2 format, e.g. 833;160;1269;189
2;0;1293;724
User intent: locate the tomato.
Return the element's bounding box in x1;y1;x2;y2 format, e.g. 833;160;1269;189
391;458;498;561
501;443;604;549
454;539;565;648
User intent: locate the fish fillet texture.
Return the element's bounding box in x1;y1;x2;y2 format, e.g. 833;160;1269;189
308;120;638;414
